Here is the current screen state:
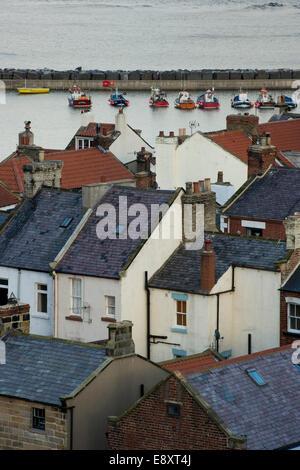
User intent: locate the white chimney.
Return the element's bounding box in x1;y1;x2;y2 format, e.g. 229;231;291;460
0;339;6;365
115;107;126;133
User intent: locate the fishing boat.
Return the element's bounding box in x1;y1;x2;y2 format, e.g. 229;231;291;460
18;88;50;94
174;90;195;109
275;94;297;109
196;89;220;109
255;88;276;109
68;85;92;109
231;90;253;109
108;89;129;107
149;88;169;107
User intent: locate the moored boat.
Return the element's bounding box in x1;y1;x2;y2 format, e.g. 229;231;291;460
255;88;276;109
196;89;220;109
174;90;195;109
108;89;129;107
18;88;50;94
68;85;92;108
149;88;169;107
231;90;253;109
275;94;297;109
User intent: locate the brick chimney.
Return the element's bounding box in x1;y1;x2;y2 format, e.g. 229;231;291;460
247;133;277;178
201;238;215;291
182;179;217;238
18;121;34;147
105;320;135;357
226;113;259;136
23;160;63;198
283;213;300;249
0;301;30;336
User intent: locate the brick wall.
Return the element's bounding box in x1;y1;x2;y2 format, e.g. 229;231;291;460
280;291;300;346
0;303;30;336
0;396;69;450
229;216;286;240
107;375;237;450
280;249;300;284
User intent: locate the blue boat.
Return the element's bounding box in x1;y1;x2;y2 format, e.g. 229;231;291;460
231;90;253;109
275;94;297;109
108;89;129;107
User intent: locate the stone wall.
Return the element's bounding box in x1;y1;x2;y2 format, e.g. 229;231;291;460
0;303;30;336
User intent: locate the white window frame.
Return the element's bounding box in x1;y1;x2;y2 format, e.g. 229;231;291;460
175;300;187;328
70;278;83;317
286;297;300;334
105;296;116;317
35;283;48;314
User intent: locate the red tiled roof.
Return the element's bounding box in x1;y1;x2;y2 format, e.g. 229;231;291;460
259;119;300;152
207;129;252;163
75;122;115;137
0;182;20;207
0;148;134;194
161;351;220;375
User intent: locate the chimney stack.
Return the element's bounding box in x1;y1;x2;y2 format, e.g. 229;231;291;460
217;171;223;183
247;132;277;178
226;113;259;136
201;238;215;291
105;320;135;357
18;121;34;147
23;160;63;198
182;178;217;237
0;301;30;336
283;213;300;249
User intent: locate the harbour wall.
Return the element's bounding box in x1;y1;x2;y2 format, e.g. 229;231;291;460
1;69;300;91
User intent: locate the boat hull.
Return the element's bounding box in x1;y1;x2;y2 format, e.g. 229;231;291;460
175;100;196;109
149;99;169;107
231;102;253;109
255;102;275;109
197;102;220;109
18;88;50;94
68;98;92;108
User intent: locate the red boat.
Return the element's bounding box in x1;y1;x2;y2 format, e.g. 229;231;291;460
68;85;92;109
149;88;169;107
196;89;220;109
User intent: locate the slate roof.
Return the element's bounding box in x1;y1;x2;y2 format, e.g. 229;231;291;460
224;167;300;220
0;332;107;406
56;185;176;279
281;264;300;293
281;151;300;168
206;129;252;164
0;188;82;272
149;233;287;294
186;345;300;449
0;149;134;195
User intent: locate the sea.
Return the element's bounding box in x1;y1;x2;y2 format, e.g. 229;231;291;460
0;0;300;159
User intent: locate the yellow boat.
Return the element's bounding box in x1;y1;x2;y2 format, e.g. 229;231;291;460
17;88;50;94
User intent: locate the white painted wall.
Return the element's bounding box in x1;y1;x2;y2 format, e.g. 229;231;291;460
0;266;53;336
56;274;121;343
156;132;248;192
149;265;281;362
110;111;153;164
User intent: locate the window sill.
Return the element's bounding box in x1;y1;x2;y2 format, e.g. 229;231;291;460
171;328;187;334
65;315;83;322
283;331;300;337
32;313;49;320
101;316;116;323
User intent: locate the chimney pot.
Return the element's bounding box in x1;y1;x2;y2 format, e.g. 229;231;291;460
217;171;223;183
199;180;205;192
193;181;199;193
182;128;186;136
169;131;174;137
204;178;211;192
141;147;145;152
185;182;193;195
159;131;164;137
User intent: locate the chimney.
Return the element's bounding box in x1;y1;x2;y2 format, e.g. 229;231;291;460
18;121;34;147
115;107;126;133
23;160;63;198
159;131;164;137
247;133;277;178
226;113;259;136
217;171;223;183
283;213;300;249
105;320;135;357
0;300;30;336
201;238;215;291
182;178;217;236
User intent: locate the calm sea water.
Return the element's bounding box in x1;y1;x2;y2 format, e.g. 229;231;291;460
0;0;299;159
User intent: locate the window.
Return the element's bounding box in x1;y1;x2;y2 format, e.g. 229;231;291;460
105;296;115;317
246;227;263;237
36;284;47;313
246;368;266;386
0;278;8;306
176;300;186;327
288;303;300;333
60;217;73;228
84;139;89;149
71;279;82;316
32;408;45;430
167;404;180;417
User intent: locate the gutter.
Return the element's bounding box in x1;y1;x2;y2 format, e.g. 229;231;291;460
145;271;150;360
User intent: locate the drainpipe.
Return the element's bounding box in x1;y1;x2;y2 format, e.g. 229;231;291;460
53;270;58;337
17;268;21;301
214;265;235;353
145;271;150;360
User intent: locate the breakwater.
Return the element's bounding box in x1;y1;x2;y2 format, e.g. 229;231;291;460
1;69;300;91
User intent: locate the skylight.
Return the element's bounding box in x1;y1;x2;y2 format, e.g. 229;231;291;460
246;368;267;386
60;217;73;228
